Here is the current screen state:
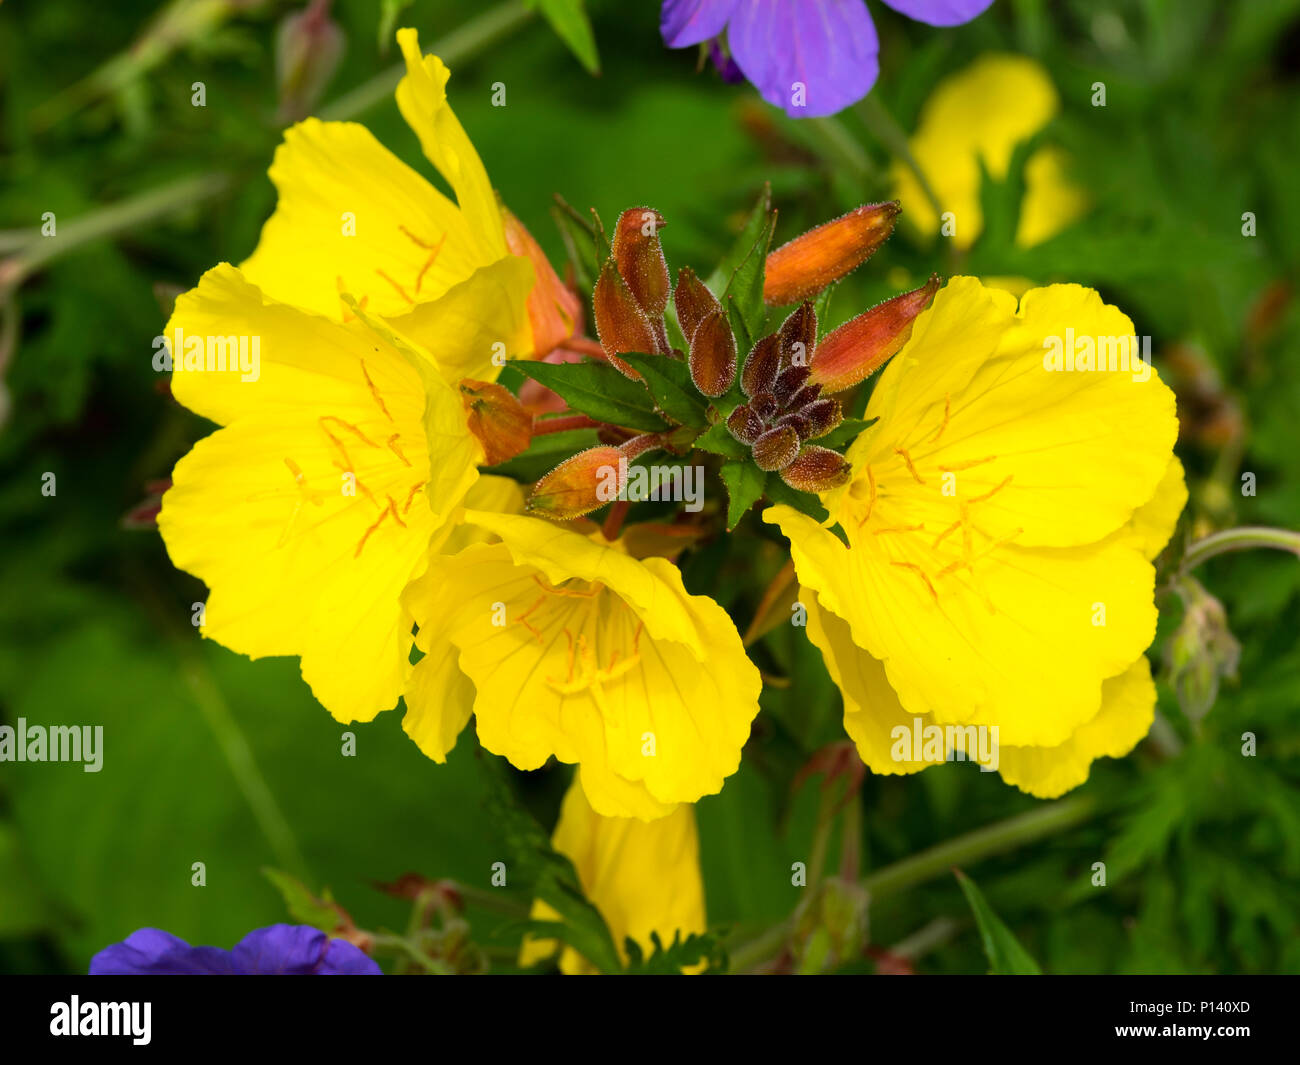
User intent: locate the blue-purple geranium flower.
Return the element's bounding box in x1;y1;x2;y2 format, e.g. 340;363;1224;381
661;0;995;117
89;924;382;975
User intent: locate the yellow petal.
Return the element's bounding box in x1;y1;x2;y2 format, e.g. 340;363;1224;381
520;780;706;973
768;505;1157;747
996;657;1156;798
382;255;536;383
1015;145;1089;248
240;118;496;319
402;518;761;818
401;633;475;762
395;29;505;262
891;55;1067;250
1125;455;1187;561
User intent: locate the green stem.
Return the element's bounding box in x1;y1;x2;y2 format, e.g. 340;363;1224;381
855;95;943;221
320;0;535;121
727;795;1097;972
1178;526;1300;574
805;116;878;184
451;882;532;918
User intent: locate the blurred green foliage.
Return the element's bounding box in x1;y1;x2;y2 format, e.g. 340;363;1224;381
1;0;1298;974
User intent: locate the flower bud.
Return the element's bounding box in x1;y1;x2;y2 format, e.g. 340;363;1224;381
727;403;763;444
773;365;811;406
764;202;900;306
796;398;842;440
612;207;670;320
593;257;659;375
777;302;817;368
752;425;800;471
275;0;346;124
688;309;737;397
741;333;780;397
779;446;852;492
502;208;582;358
674;266;721;345
460;379;532;465
527;446;626;520
1164;576;1241;725
809;274;941;394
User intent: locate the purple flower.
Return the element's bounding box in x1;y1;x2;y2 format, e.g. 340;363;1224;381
89;924;382;975
661;0;995;117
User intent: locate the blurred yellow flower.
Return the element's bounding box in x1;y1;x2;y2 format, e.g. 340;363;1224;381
891;54;1088;251
520;780;706;974
402;511;763;819
767;277;1185;797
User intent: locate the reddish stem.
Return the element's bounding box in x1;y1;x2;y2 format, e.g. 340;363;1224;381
602;499;631;541
533;413;600;435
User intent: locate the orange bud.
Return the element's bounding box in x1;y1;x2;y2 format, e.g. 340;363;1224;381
527;445;626;520
612;207;670;321
460;379;532;465
809;275;941;394
779;446;852;493
502;208;582;358
752;425;800;472
763;202;900;307
688;309;737;397
674;266;721;345
593;257;659;376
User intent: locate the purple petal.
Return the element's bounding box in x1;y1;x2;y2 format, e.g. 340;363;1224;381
876;0;995;27
661;0;740;48
231;924;381;975
728;0;880;118
89;929;234;975
708;40;746;84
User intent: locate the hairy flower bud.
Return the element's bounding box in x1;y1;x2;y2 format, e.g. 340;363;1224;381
752;425;800;471
764;202;900;306
460;379;532;465
779;446;852;492
809;275;941;394
797;398;842;440
777;302;817;368
741;333;780;397
276;0;346;124
726;402;764;443
593;257;659;375
527;446;626;520
674;266;721;345
612;207;670;320
773;365;811;406
688;309;737;397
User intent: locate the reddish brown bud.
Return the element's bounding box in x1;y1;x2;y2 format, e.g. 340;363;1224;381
593;257;659;375
788;383;822;409
460;378;532;465
613;207;670;319
777;302;817;368
810;274;941;394
779;446;852;493
797;398;842;440
727;403;764;444
751;391;778;421
688;309;737;397
741;333;780;397
763;202;901;306
674;266;721;345
773;365;811;406
528;445;626;520
752;425;800;471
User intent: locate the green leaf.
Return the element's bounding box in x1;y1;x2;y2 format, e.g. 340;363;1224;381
720;460;768;529
481;759;623;974
616;352;709;427
707;184;773;294
623;930;728;973
550;196;599;292
817;416;877;450
262;868;341;933
954;870;1043;975
721;203;777;351
813;281;837;335
487;427;600;482
509;360;667;432
524;0;601;75
764;473;829;522
695;423;748;460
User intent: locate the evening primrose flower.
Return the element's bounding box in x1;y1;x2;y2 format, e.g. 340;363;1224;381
520;780;706;973
766;277;1185;797
157;266;505;723
241;28;539;378
401;511;763;820
661;0;995;118
891;54;1088;250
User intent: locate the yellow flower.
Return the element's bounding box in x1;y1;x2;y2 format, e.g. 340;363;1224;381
519;780;706;974
240;28;536;380
401;511;763;820
892;54;1088;251
766;277;1185;798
